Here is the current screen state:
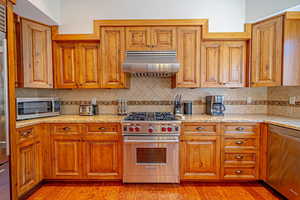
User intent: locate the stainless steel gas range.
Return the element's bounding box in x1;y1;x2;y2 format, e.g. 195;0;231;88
122;112;181;183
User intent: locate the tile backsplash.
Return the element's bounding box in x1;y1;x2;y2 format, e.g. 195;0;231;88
16;77;268;115
268;86;300;118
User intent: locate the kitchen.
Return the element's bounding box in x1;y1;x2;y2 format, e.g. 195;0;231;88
1;0;300;199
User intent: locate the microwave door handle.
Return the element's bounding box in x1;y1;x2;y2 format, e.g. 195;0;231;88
3;38;9;156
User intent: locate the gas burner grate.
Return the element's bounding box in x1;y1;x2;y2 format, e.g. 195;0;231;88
124;112;176;121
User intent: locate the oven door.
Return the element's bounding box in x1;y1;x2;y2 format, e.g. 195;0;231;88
123;135;179;183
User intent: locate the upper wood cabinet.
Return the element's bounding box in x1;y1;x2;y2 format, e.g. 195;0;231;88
101;27;129;88
251;16;283;87
201;41;246;88
173;26;201;88
54;42;101;88
125;27;176;51
19;18;53;88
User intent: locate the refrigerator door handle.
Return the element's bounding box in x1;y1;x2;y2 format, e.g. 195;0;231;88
2;38;9;156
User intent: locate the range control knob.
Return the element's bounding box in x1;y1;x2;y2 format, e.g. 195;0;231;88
175;126;179;131
129;127;134;132
167;127;172;132
135;127;140;132
148;127;154;133
162;127;167;132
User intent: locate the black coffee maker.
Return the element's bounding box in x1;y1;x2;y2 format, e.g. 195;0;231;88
206;96;226;116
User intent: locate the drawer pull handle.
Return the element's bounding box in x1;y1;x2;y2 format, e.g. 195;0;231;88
0;169;5;174
236;127;245;131
235;170;243;175
21;130;32;137
196;127;205;131
235;140;244;145
98;127;106;131
63;127;71;131
235;155;244;160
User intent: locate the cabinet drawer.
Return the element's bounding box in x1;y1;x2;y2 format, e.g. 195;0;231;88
224;152;257;166
223;138;258;150
52;124;81;135
223;167;257;179
223;124;259;136
183;123;219;135
86;123;119;134
17;127;35;143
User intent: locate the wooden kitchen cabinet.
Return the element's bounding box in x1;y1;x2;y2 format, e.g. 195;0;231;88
54;42;101;88
54;42;78;88
83;123;122;179
16;126;42;197
221;123;260;180
251;16;283;87
52;138;83;179
125;26;176;51
173;27;201;88
101;27;129;88
181;136;221;180
19;18;53;88
180;123;221;180
201;41;246;88
83;140;122;179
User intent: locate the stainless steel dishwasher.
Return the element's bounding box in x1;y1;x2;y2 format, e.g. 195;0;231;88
268;125;300;200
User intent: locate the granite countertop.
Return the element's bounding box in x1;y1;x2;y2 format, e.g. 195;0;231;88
16;114;300;131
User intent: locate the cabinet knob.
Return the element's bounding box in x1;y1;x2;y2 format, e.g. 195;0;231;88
235;155;244;160
235;140;244;145
63;127;71;131
98;127;106;131
21;130;32;137
196;127;205;131
235;170;243;175
236;127;245;131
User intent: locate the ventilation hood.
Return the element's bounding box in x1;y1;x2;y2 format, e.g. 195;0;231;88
122;51;180;76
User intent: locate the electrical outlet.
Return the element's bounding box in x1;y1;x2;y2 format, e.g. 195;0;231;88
246;97;252;104
289;96;296;105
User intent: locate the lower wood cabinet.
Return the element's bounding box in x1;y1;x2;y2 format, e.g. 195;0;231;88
52;138;82;179
180;136;221;180
50;123;122;180
83;140;122;179
16;126;42;197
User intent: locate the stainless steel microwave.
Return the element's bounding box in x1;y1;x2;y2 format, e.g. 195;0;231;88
16;98;61;120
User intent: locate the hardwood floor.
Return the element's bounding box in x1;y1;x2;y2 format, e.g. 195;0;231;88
26;182;282;200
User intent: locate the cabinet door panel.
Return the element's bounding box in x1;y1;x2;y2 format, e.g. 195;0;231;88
84;140;121;179
53;139;82;178
78;43;101;88
181;136;220;180
22;19;53;88
54;43;78;88
151;27;176;50
101;27;128;88
201;42;222;87
17;142;37;196
175;27;201;88
251;16;283;87
126;27;151;50
222;41;246;87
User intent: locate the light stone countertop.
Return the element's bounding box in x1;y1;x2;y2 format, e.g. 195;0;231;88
16;114;300;131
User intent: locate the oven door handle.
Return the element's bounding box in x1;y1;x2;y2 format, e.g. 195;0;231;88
124;139;179;143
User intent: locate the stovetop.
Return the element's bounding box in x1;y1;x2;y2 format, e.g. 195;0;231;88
124;112;176;121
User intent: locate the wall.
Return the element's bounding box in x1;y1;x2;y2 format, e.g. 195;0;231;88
59;0;246;34
268;87;300;118
246;0;300;22
16;78;268;115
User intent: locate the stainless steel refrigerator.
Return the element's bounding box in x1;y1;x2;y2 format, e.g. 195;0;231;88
0;25;10;199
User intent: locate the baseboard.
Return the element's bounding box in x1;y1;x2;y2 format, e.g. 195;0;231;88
18;180;45;200
259;180;288;200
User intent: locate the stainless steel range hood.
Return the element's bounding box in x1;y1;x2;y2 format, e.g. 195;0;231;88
122;51;180;77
